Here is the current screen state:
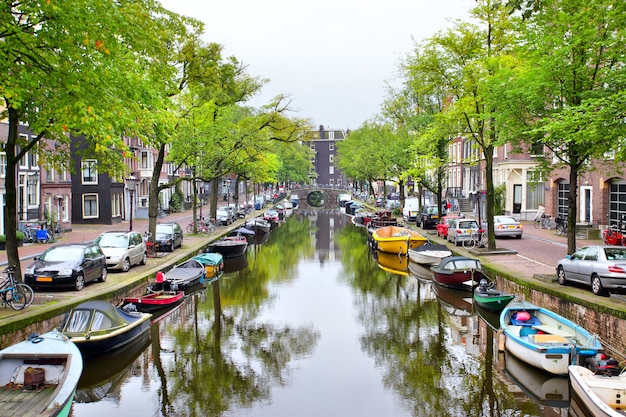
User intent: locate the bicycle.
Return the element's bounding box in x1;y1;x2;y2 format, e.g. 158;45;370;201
0;266;29;310
50;221;65;240
462;229;488;249
2;267;34;307
534;214;554;230
555;215;568;236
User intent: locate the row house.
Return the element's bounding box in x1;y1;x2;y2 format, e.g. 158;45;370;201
305;125;349;188
447;136;625;231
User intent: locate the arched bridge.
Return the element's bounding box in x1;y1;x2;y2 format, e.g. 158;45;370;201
294;187;354;209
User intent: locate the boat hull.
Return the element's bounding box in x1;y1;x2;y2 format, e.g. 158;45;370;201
473;287;515;312
408;245;452;265
121;291;184;314
206;238;248;258
500;300;603;375
569;365;626;417
430;256;486;291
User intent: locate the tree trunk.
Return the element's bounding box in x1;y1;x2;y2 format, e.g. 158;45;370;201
567;162;579;255
5;109;21;281
485;145;496;250
147;144;166;245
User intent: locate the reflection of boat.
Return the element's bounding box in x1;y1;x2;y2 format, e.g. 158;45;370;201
504;352;570;408
568;365;626;417
408;244;452;265
408;260;433;280
0;329;83;417
223;253;248;273
371;225;427;255
500;300;603;375
473;280;515;312
374;250;408;276
60;300;152;357
120;290;184;314
430;256;487;291
432;282;473;316
206;235;248;258
75;330;151;401
474;303;501;331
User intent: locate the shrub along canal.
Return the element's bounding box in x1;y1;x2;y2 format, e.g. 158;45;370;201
67;209;587;416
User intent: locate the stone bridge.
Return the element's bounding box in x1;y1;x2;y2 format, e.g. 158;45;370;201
293;187;354;209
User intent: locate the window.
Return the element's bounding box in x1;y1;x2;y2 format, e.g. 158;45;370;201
557;182;569;217
45;165;54;182
82;160;98;184
112;192;122;218
27;174;38;205
526;171;545;210
329;165;334;175
0;153;5;178
83;194;99;218
329;131;334;140
140;151;153;170
329;143;334;151
609;182;626;226
329;154;334;163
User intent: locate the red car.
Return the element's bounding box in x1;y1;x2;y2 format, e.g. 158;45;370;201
436;214;460;239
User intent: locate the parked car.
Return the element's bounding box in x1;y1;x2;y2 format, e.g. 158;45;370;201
418;205;441;229
490;215;523;239
95;231;147;272
446;218;480;246
24;243;107;291
436;214;461;239
556;245;626;295
402;198;420;223
154;222;183;252
216;208;234;225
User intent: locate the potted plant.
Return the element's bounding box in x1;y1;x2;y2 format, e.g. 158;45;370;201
0;234;5;250
16;231;25;247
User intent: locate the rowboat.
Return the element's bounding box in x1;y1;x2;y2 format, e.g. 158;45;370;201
371;225;427;255
0;330;83;417
569;365;626;417
60;300;152;357
430;256;487;291
120;290;185;314
206;235;248;258
500;300;603;375
472;279;515;312
408;244;452;265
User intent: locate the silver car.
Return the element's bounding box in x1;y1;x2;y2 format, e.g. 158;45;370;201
491;215;523;239
95;231;147;272
556;245;626;295
446;218;480;246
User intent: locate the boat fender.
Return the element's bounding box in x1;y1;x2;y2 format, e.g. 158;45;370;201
155;271;165;283
513;311;531;321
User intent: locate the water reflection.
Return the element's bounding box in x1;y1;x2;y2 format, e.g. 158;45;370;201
72;209;571;417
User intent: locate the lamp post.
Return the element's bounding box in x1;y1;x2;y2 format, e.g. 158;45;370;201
127;176;137;231
227;179;231;207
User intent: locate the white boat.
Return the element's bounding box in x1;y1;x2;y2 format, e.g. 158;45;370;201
408;244;452;265
569;365;626;417
500;300;603;375
0;329;83;417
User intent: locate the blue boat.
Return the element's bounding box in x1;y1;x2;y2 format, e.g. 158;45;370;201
500;300;603;375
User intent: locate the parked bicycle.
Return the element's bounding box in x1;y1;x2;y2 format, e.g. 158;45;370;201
555;214;568;236
534;213;555;230
462;228;488;249
186;218;217;234
50;221;65;240
2;266;34;307
0;266;30;310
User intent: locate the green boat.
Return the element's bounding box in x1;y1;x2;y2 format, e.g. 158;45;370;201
473;279;515;312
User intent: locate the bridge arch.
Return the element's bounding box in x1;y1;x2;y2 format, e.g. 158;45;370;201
293;187;351;209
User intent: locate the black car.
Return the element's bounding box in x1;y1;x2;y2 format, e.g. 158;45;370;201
24;243;107;291
418;205;441;229
155;222;183;252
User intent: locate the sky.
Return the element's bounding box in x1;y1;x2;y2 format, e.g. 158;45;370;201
159;0;475;131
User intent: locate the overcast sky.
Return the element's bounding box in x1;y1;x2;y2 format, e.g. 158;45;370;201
159;0;475;131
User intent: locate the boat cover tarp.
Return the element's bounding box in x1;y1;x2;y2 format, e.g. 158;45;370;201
61;300;140;335
193;253;224;266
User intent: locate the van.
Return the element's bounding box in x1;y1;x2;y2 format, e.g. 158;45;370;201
402;198;420;223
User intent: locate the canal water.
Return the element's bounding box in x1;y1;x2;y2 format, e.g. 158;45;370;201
71;209;578;417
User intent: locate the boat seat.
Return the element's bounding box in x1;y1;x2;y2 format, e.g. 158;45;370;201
528;333;571;346
532;325;575;338
506;325;523;337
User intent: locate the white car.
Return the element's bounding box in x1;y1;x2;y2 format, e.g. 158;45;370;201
446;218;480;246
95;231;147;272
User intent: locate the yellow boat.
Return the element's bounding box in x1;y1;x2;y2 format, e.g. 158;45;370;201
371;225;428;255
374;249;409;276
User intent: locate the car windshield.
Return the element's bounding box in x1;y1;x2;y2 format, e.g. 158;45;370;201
498;217;517;224
604;248;626;260
458;221;478;229
97;234;128;248
425;206;437;214
41;246;82;261
156;225;173;233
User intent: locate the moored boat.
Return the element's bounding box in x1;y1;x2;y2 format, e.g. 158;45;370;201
59;300;152;357
430;256;487;291
568;365;626;417
472;279;515;312
0;329;83;417
120;290;185;314
206;235;248;258
245;217;271;234
408;243;452;265
500;300;603;375
371;225;427;255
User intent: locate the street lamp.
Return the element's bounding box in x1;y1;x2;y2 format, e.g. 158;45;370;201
227;179;231;207
127;176;137;231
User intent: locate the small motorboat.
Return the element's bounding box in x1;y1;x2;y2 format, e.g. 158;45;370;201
472;279;515;312
120;290;185;314
430;256;487;291
150;253;223;292
59;300;152;357
228;227;256;243
245;217;271;234
569;365;626;417
371;225;427;255
206;235;248;258
500;300;603;375
408;243;452;265
0;329;83;417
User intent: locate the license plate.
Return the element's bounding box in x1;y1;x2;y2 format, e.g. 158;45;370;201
507;225;515;229
36;277;52;282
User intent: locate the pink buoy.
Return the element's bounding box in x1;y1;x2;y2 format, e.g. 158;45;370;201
155;271;165;283
515;311;531;321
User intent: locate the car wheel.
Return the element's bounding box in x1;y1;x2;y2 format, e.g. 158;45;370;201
122;257;131;272
515;235;522;239
557;266;567;285
140;252;147;265
100;267;108;282
591;274;606;296
74;274;85;291
170;242;175;252
178;238;183;248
